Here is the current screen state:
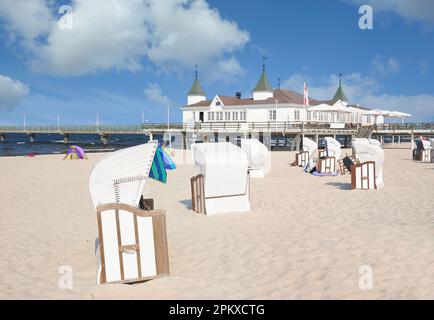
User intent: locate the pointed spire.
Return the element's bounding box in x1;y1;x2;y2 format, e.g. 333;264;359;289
331;72;348;103
253;57;273;92
188;64;206;96
278;78;281;89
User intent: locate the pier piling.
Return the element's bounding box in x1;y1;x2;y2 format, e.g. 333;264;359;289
0;134;5;142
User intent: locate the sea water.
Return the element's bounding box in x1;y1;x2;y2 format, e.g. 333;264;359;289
0;133;175;157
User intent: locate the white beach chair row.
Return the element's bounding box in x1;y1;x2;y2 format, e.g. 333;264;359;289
88;138;270;284
294;136;384;190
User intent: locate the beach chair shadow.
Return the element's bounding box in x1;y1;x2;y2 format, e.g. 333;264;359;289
179;199;193;210
326;182;353;190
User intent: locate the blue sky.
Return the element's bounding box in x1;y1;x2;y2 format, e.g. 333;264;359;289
0;0;433;125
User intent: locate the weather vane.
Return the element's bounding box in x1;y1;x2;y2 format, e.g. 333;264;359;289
262;56;268;72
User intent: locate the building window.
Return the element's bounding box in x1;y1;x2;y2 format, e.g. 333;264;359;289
208;112;215;121
233;111;238;121
269;110;276;121
217;112;223;121
294;110;300;121
216;101;221;106
242;111;247;121
225;112;231;121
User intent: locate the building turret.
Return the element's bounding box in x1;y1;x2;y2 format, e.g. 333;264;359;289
331;73;348;105
187;65;206;105
253;58;274;101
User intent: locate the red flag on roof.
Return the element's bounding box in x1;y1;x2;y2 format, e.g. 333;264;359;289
303;82;309;107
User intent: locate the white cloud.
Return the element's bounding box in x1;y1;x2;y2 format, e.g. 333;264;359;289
344;0;434;27
33;0;149;75
144;83;171;107
207;57;245;83
146;0;249;68
0;0;249;78
0;0;53;46
371;56;400;76
282;72;434;121
0;74;30;109
358;94;434;122
283;73;379;101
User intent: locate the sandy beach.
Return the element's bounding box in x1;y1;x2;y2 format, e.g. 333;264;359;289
1;147;433;299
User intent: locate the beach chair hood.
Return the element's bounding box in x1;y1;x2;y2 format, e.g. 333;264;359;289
419;138;432;150
241;138;269;171
325;137;341;161
302;137;318;159
353;138;381;147
89;141;158;208
193;142;249;198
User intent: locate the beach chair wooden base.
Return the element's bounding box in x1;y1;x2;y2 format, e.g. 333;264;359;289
96;203;169;284
413;149;431;162
317;157;336;173
190;173;251;215
351;161;376;190
421;150;431;162
296;151;309;167
191;174;206;214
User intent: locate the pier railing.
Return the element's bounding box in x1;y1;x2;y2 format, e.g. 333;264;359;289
0;122;433;135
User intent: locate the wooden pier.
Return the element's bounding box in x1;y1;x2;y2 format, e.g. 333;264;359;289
0;122;433;149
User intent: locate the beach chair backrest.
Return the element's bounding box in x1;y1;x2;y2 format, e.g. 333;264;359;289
89;142;158;208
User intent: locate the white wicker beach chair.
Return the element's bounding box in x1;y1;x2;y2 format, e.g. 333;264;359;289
191;142;250;215
89;141;170;284
302;137;317;171
413;137;432;162
315;137;341;173
352;140;385;189
241;138;270;178
431;139;434;163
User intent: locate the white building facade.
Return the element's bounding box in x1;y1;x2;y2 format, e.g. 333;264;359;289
181;68;383;126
